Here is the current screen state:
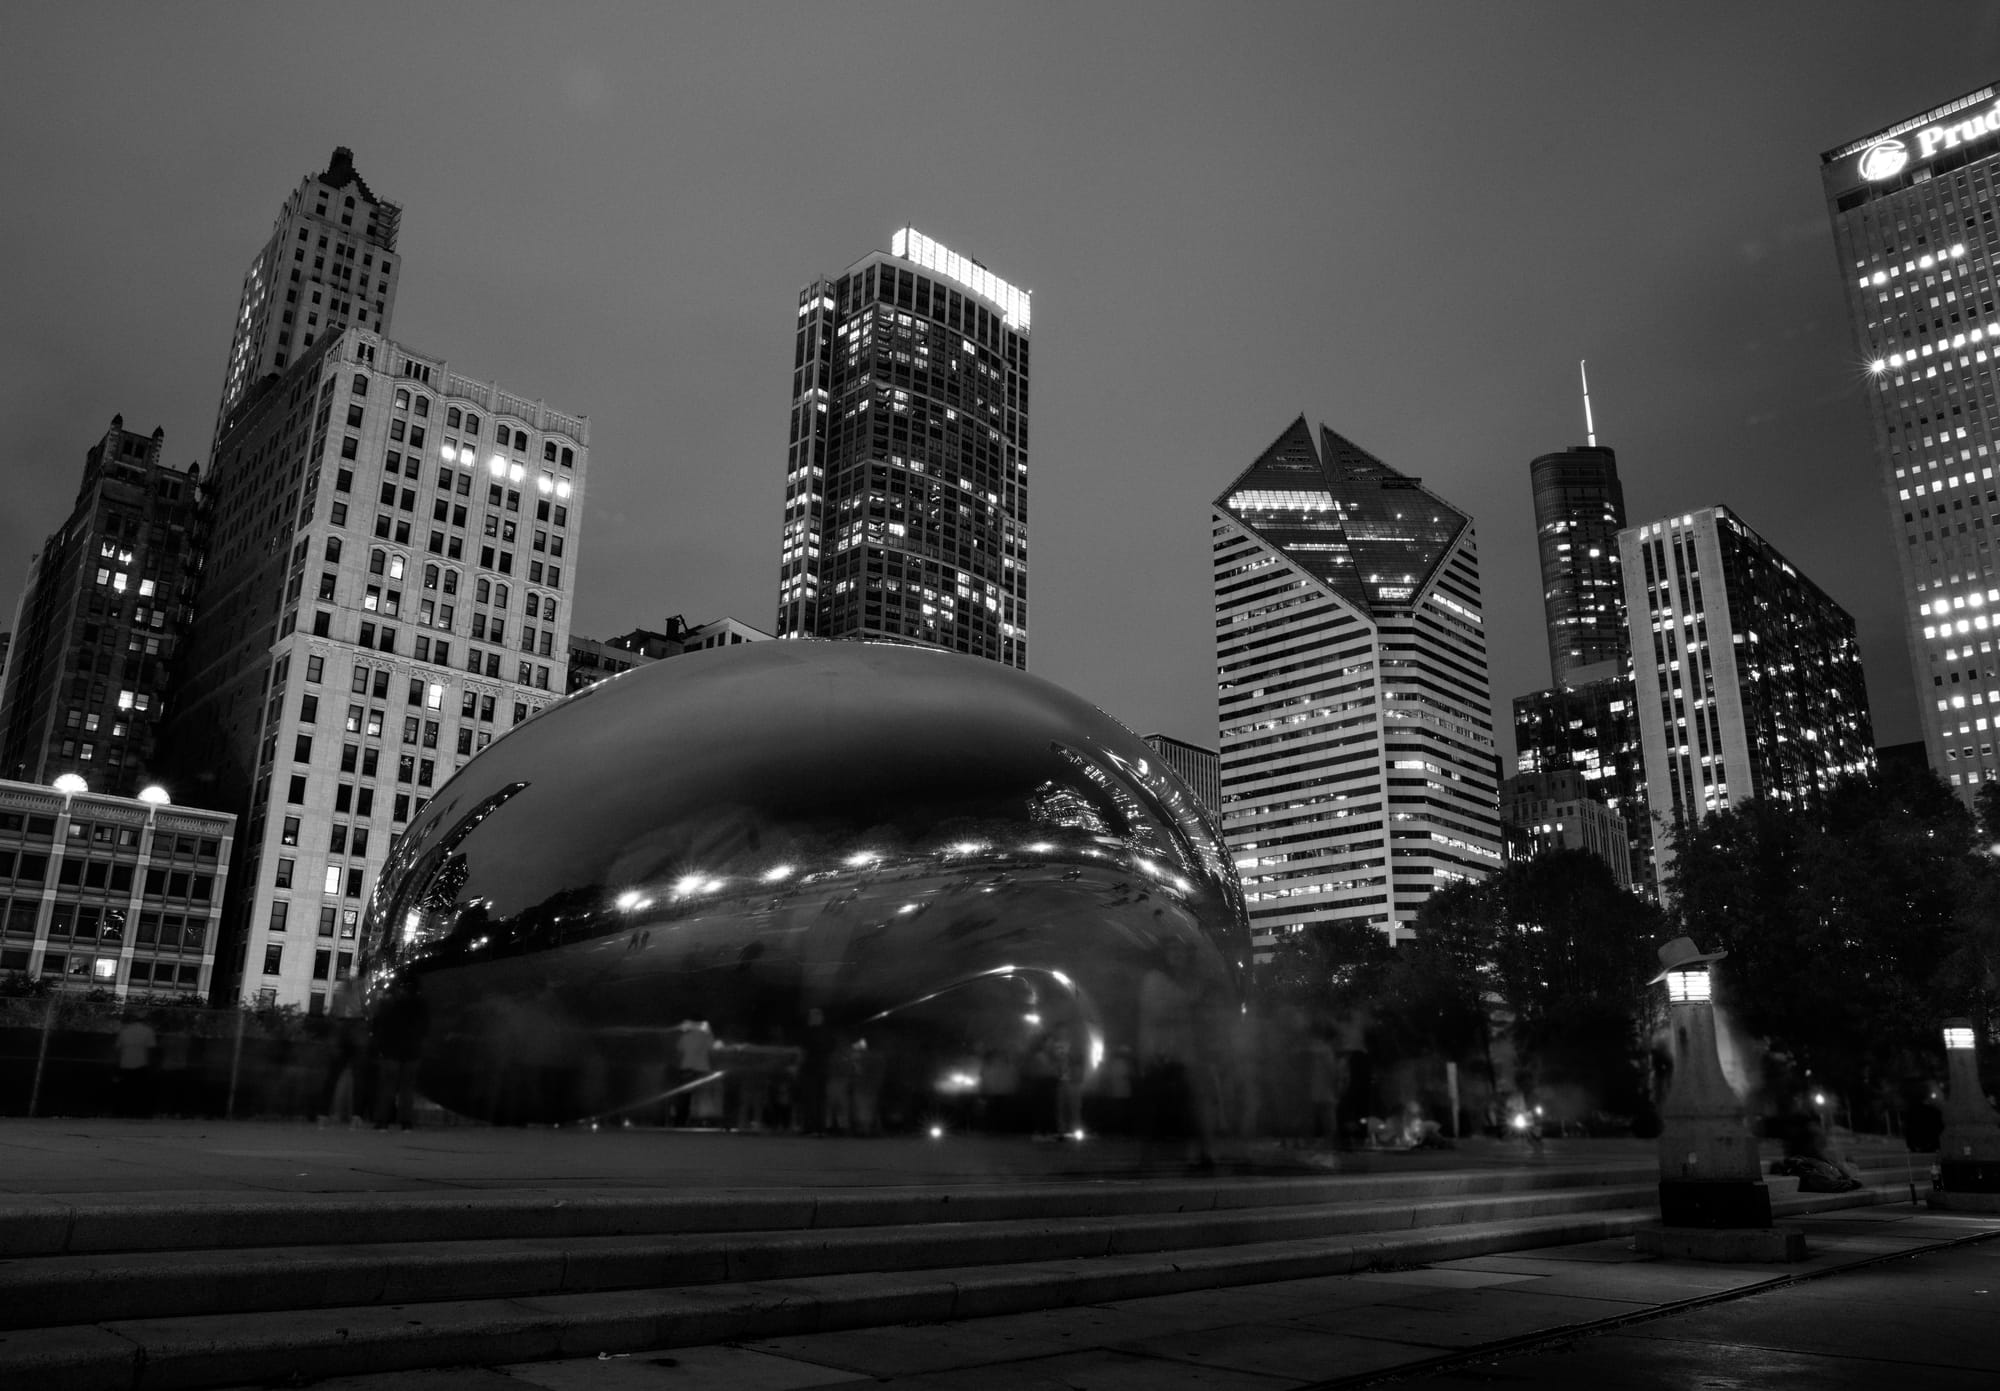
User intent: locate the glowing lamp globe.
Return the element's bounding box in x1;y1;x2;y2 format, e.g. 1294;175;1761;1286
1944;1020;1976;1052
52;773;88;796
1664;968;1712;1004
137;785;172;806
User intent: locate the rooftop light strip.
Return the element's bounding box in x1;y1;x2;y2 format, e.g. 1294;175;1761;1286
1828;86;1997;160
891;228;1032;331
1228;490;1338;511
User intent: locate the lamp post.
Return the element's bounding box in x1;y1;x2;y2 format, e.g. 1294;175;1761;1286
1931;1017;2000;1212
1637;937;1804;1261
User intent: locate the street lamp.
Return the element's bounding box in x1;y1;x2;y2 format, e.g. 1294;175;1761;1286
1933;1017;2000;1211
1636;937;1801;1259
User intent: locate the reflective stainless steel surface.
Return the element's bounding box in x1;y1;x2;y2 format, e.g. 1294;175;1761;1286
359;640;1248;1129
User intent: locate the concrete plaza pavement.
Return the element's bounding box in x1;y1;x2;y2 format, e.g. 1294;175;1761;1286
246;1207;2000;1390
3;1119;1992;1389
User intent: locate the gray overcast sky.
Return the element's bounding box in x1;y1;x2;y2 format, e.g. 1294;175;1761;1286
3;2;1994;761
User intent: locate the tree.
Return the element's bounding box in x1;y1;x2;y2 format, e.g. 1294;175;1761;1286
1669;764;1984;1115
1476;850;1666;1117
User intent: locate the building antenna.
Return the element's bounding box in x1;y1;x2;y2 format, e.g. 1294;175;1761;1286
1580;359;1597;447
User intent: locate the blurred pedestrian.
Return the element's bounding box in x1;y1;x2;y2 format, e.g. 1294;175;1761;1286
113;1012;158;1118
320;976;364;1127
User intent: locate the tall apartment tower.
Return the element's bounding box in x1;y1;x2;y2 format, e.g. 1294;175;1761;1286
1619;506;1874;883
168;328;587;1009
215;147;403;439
1512;441;1652;891
0;417;204;796
777;229;1030;667
1823;83;2000;799
1213;418;1501;952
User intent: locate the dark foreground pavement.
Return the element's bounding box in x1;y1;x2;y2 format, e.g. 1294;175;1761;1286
245;1208;2000;1390
3;1120;1989;1389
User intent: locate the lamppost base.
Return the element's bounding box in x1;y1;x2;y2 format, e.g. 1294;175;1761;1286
1658;1178;1773;1229
1635;1222;1806;1263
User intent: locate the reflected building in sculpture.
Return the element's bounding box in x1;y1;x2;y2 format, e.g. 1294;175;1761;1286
1212;418;1501;954
777;229;1030;667
358;641;1245;1130
1143;733;1219;817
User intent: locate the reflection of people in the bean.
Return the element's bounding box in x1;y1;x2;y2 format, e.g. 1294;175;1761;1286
1136;938;1218;1167
371;975;430;1130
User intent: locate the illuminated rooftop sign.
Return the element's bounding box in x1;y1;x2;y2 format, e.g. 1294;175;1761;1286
891;228;1031;332
1859;95;2000;181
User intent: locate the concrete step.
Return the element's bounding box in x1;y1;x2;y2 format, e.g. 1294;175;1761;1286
0;1160;1922;1391
0;1207;1665;1391
0;1160;1661;1258
3;1185;1922;1391
0;1181;1660;1329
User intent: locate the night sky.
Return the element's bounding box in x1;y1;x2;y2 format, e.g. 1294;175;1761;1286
4;4;1996;764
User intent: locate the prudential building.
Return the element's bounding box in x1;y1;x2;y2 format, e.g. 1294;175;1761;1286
1824;82;2000;800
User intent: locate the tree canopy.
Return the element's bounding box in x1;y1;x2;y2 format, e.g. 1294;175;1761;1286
1668;762;1998;1107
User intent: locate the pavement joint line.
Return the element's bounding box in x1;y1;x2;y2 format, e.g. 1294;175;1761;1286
1294;1215;2000;1390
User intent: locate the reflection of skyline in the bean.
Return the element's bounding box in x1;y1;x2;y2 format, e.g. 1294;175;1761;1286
357;641;1248;1133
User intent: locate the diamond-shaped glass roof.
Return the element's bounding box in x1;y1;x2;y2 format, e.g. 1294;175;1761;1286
1215;417;1467;613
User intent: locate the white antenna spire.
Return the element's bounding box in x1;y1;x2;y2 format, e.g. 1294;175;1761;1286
1580;359;1597;447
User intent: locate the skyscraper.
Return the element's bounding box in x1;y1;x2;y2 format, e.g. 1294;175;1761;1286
1619;506;1873;880
777;229;1030;667
1823;82;2000;799
164;151;586;1010
214;148;403;439
1213;418;1500;951
0;417;204;796
1531;444;1627;686
1512;438;1652;891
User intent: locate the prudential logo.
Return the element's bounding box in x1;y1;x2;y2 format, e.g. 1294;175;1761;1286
1859;138;1909;181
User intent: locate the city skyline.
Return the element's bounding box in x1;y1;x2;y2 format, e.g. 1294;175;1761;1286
5;7;1998;770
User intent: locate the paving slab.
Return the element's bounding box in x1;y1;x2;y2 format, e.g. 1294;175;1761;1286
505;1346;861;1390
1384;1333;2000;1391
739;1314;1131;1379
1467;1256;1782;1303
860;1347;1306;1389
1343;1268;1536;1291
1620;1280;2000;1370
1107;1321;1423;1384
283;1372;520;1391
1284;1286;1635;1349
